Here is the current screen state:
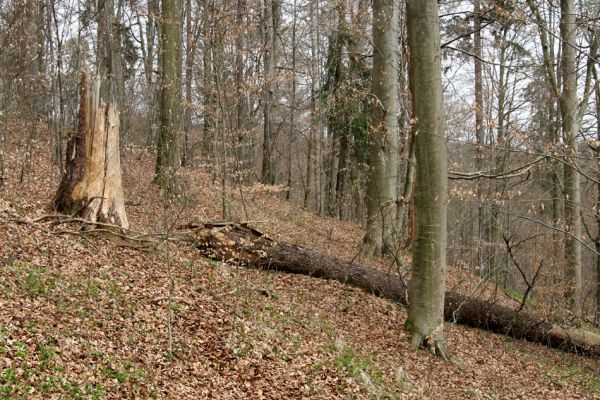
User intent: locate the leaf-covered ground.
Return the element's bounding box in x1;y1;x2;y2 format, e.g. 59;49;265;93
0;125;599;399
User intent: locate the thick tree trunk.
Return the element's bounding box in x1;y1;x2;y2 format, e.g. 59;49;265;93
362;0;399;257
405;0;448;358
53;70;128;229
191;223;600;357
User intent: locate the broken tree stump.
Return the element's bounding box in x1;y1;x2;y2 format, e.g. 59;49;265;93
53;70;128;229
191;223;600;358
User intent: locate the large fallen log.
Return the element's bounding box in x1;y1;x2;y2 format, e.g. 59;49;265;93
191;223;600;358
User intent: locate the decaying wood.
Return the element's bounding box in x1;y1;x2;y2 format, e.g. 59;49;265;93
192;223;600;358
53;70;128;229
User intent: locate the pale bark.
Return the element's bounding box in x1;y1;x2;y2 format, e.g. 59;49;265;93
473;0;485;276
559;0;582;315
405;0;449;358
362;0;399;257
489;27;509;280
183;0;195;166
53;70;128;229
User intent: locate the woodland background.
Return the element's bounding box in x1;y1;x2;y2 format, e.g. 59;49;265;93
0;0;600;398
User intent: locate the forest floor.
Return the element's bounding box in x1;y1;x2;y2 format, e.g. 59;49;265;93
0;123;599;399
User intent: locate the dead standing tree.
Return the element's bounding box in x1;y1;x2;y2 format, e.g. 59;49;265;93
53;70;129;229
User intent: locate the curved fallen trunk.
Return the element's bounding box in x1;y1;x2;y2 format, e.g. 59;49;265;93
192;223;600;357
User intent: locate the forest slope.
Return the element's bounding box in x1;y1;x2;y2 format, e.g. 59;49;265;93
0;125;599;399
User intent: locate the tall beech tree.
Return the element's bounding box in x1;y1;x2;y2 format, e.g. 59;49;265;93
559;0;582;315
155;0;183;192
362;0;399;257
405;0;449;359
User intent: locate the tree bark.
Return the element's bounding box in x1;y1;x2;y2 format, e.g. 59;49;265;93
594;69;600;316
155;0;183;192
559;0;582;315
53;70;128;229
261;0;279;185
191;223;600;357
183;0;195;166
405;0;449;358
362;0;399;257
473;0;485;277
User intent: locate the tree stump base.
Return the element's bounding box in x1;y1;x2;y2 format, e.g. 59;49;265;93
53;70;128;229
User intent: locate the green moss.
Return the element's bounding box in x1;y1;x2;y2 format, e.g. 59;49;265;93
404;319;417;334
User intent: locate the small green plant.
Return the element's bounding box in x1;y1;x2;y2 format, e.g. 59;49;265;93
22;265;57;296
25;319;37;333
13;341;28;358
106;281;123;300
36;343;57;366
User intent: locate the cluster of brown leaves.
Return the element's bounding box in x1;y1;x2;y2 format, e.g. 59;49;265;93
0;125;598;399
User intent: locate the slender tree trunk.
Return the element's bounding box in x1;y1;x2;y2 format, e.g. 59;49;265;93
261;0;278;185
183;0;195;166
405;0;449;359
49;0;65;170
489;28;509;281
559;0;581;315
594;71;600;315
155;0;183;192
305;0;319;209
286;0;297;201
202;0;215;160
234;0;250;177
397;131;415;238
396;18;412;235
327;132;340;216
473;0;485;276
362;0;399;257
97;0;122;107
335;133;349;220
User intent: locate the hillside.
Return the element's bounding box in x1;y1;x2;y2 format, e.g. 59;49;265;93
1;127;599;399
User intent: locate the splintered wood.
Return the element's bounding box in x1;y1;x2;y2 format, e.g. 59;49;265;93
53;69;128;229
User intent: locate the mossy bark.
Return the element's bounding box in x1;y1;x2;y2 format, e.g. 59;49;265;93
155;0;183;193
362;0;399;257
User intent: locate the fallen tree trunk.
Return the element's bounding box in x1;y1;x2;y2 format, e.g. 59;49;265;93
191;223;600;357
